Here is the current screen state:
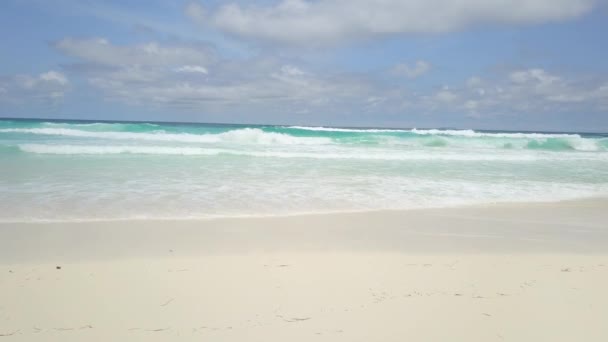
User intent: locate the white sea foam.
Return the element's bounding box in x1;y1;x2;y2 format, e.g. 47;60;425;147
17;143;515;160
1;127;331;145
41;122;157;127
287;126;408;133
409;128;581;139
567;137;602;151
287;125;583;139
1;175;606;223
3;120;608;223
3;127;603;151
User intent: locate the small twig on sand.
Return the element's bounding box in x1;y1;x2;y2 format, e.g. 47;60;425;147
289;317;311;322
276;314;311;323
160;298;175;307
0;330;20;337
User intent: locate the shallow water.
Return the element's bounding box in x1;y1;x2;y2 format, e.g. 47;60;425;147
1;119;607;222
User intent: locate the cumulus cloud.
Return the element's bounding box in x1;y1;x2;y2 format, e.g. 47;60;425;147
175;65;209;74
188;0;597;45
434;87;458;103
55;38;216;67
0;70;70;104
391;61;431;79
185;1;206;21
509;68;560;85
48;37;608;122
55;38;370;110
448;68;608;117
466;76;483;87
39;71;69;85
87;61;370;108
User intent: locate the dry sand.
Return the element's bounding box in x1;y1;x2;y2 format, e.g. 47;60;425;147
1;199;608;341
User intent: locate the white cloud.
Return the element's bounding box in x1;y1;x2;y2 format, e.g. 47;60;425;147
465;100;479;110
55;38;216;67
509;68;560;85
175;65;209;74
466;76;482;87
185;2;206;22
0;70;70;103
190;0;596;45
15;71;69;89
88;71;367;108
40;71;69;85
279;65;306;77
68;43;371;110
80;60;608;119
435;87;458;103
48;36;608;122
391;61;431;79
454;68;608;117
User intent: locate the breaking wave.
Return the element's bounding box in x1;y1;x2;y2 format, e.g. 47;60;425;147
2;126;607;152
0;127;331;145
286;125;408;133
2;119;608;222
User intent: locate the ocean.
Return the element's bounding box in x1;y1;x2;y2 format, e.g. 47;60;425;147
1;118;607;222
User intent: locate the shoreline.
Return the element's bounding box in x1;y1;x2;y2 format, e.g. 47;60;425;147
2;196;607;225
2;198;607;263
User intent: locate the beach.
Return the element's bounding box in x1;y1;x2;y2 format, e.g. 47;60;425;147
2;199;607;341
3;1;608;340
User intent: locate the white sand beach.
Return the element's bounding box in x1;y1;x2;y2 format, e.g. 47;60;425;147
3;0;608;340
1;199;608;341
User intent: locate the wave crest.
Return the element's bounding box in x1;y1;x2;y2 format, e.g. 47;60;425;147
1;127;331;145
409;128;581;139
287;126;407;133
287;125;584;139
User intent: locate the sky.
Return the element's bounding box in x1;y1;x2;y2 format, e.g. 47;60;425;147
1;0;608;131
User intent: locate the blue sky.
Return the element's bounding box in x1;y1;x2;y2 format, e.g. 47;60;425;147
1;0;607;131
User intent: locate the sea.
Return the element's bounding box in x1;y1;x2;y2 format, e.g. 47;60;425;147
1;118;607;222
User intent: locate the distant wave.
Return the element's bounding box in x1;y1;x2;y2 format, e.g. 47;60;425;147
409;128;581;139
288;125;582;139
0;127;331;145
39;121;162;131
41;122;157;127
286;126;408;133
285;126;605;151
3;126;606;152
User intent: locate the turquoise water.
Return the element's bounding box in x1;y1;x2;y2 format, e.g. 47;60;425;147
1;118;607;222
